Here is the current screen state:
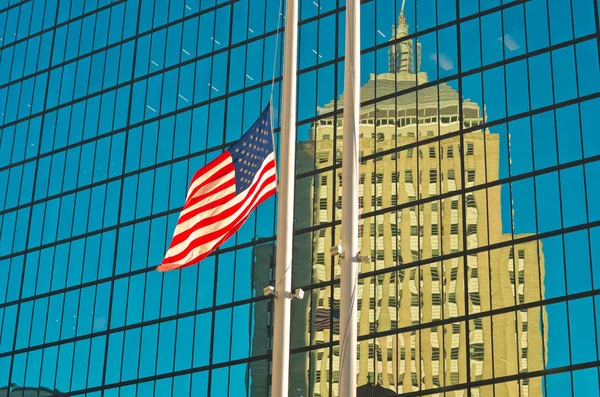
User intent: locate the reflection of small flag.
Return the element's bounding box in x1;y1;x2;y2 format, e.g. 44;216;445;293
157;106;276;272
315;308;340;332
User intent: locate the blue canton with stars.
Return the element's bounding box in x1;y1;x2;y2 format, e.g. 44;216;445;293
228;105;274;194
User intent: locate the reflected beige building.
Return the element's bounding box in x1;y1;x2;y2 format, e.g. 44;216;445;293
305;10;547;397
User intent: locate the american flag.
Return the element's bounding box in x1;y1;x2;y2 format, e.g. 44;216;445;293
157;105;277;272
315;307;340;332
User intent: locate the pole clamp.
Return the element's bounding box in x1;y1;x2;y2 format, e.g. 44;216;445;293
263;286;305;300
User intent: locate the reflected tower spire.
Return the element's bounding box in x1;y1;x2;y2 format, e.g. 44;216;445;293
388;0;421;74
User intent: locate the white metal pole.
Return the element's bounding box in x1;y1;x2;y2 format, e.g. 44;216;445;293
271;0;298;393
339;0;360;393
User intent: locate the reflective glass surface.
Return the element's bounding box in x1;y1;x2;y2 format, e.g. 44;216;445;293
0;0;599;395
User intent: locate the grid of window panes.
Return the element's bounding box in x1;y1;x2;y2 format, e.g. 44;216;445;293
0;0;281;395
0;0;600;396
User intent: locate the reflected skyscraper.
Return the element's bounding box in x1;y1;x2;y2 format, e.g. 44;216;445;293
303;9;547;397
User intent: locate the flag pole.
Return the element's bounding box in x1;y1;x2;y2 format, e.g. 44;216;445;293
271;0;298;393
339;0;360;393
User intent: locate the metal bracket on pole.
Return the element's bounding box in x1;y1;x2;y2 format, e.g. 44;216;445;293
330;245;343;257
263;285;276;297
290;288;305;300
332;245;371;264
264;286;305;300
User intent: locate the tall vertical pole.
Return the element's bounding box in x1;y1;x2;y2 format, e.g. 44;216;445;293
271;0;298;393
340;0;360;393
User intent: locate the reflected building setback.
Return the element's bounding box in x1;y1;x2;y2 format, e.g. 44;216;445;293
301;8;547;397
0;385;60;397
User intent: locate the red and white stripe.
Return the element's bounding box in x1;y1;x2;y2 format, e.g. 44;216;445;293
314;308;340;332
157;152;276;272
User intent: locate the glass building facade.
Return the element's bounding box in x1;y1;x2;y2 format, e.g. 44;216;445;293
1;0;600;395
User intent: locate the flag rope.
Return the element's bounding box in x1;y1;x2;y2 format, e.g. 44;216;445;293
270;0;285;104
270;0;289;298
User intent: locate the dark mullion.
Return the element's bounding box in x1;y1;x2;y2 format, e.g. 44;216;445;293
62;0;106;389
147;4;168;395
0;0;22;91
454;0;473;393
0;31;594;186
352;287;600;351
75;0;108;390
204;3;221;394
49;0;92;392
241;3;256;395
521;0;550;391
323;0;335;383
0;0;41;350
354;89;600;170
0;0;237;92
0;0;530;147
262;0;285;385
46;14;82;375
27;0;68;392
118;0;157;389
413;0;424;391
569;0;600;389
0;236;278;312
1;0;363;111
4;0;61;389
43;356;600;397
0;0;28;357
168;2;196;396
0;0;128;54
595;0;600;67
0;6;598;396
476;0;497;393
497;3;523;395
324;0;335;385
0;284;267;360
392;0;399;391
0;1;21;135
66;218;90;395
541;0;577;395
3;258;600;367
12;0;36;171
372;4;381;391
433;0;445;392
12;298;600;397
0;5;551;164
1;137;600;285
0;0;32;16
97;0;143;392
501;0;517;285
175;6;203;396
82;243;107;393
224;256;237;396
218;3;237;396
2;47;599;258
50;246;74;393
1;0;30;172
240;0;271;391
2;147;600;311
205;256;220;396
186;262;201;397
293;27;597;122
52;350;272;397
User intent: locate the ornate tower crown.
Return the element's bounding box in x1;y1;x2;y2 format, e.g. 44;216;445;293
387;0;421;74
